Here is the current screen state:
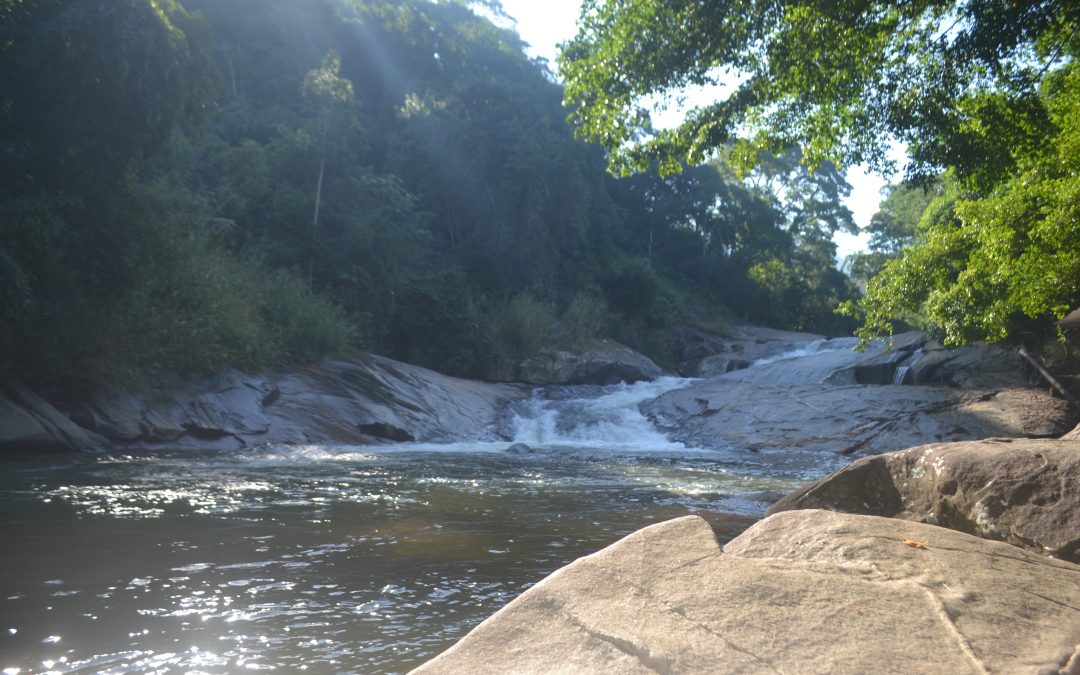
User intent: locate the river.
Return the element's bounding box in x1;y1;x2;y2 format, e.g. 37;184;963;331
1;376;851;674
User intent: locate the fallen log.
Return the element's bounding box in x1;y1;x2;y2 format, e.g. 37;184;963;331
1019;346;1079;410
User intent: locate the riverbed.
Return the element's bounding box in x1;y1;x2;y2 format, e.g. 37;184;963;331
0;376;851;674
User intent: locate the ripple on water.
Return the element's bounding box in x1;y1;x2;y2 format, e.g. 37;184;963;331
0;436;846;673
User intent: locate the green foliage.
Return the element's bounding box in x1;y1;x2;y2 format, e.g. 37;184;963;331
2;0;865;390
0;0;219;195
388;273;491;375
601;258;661;320
560;0;1078;345
562;292;609;349
560;0;1077;179
844;61;1080;346
489;293;559;360
847;178;944;285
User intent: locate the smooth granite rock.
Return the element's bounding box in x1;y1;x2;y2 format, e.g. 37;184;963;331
768;438;1080;563
14;354;526;451
414;511;1080;674
643;331;1074;453
518;339;665;385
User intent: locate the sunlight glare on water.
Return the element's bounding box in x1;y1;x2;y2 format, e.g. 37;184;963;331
0;379;849;674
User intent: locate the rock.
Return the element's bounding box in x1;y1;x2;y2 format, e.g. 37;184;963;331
719;324;827;364
767;438;1080;563
357;422;415;442
909;343;1031;389
823;331;926;385
680;355;750;378
505;442;533;454
643;331;1074;453
413;511;1080;674
518;339;664;385
0;384;107;452
63;354;526;450
666;326;729;362
643;379;1073;453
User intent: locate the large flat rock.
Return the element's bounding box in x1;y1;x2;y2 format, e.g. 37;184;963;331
645;331;1075;454
414;511;1080;674
7;354;526;451
643;380;1071;454
768;438;1080;563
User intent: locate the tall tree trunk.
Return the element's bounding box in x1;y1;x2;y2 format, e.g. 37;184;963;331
308;115;329;287
308;156;325;287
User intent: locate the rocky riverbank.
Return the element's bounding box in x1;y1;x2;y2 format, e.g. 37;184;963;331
3;326;1076;455
644;328;1076;453
0;354;526;452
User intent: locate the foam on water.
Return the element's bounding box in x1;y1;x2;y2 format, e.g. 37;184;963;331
507;376;696;451
751;337;862;366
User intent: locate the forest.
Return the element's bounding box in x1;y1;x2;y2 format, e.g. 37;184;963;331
2;0;1076;392
0;0;862;391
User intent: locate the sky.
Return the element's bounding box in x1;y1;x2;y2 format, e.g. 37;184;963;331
496;0;895;260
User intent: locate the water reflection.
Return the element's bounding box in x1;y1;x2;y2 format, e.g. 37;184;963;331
0;444;846;673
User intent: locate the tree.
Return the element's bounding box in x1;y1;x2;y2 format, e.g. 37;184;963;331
844;63;1080;346
0;0;218;195
847;177;944;285
560;0;1079;344
560;0;1077;178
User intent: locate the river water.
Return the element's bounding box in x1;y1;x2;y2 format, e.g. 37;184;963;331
1;376;850;674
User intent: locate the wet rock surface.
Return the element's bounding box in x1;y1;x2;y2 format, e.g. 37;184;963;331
643;329;1075;454
768;438;1080;563
414;511;1080;674
1;355;526;451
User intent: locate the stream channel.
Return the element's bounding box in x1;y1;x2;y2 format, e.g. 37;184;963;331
1;349;855;674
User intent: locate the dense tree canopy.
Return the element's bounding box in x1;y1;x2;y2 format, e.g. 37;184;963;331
1;0;859;390
561;0;1079;345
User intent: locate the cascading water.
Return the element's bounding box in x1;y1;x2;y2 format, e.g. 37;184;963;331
751;337;862;366
506;377;695;451
892;366;911;385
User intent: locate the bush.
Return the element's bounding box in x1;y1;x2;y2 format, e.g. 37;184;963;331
601;257;661;320
561;291;609;349
1;176;358;389
490;292;558;360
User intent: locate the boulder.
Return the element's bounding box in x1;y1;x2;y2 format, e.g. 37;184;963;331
908;343;1032;389
0;384;107;452
768;438;1080;562
66;354;526;450
414;511;1080;674
518;339;664;385
666;326;730;362
679;354;750;378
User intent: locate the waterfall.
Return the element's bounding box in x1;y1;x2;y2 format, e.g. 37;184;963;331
506;377;694;451
752;337;862;366
892;366;910;385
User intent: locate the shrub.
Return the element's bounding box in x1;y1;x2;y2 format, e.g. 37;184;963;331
490;292;558;360
561;291;609;349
